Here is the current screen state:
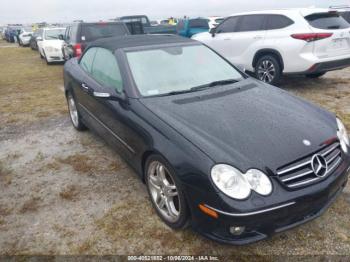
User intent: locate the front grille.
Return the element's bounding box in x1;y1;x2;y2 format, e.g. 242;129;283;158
277;142;342;189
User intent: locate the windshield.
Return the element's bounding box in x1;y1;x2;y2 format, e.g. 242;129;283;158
81;23;129;41
305;12;350;29
189;19;209;29
121;17;148;25
44;29;65;40
215;18;224;24
126;44;243;97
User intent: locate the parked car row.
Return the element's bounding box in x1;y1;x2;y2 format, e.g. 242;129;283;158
2;25;23;42
24;17;213;65
7;8;350;85
61;21;129;60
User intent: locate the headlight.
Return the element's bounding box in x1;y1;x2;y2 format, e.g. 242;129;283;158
337;118;349;153
211;164;251;200
245;169;273;196
211;164;272;200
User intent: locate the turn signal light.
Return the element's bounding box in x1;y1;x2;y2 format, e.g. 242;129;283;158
198;204;218;219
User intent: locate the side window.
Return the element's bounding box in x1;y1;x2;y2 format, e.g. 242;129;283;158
80;47;97;73
236;15;266;32
70;25;78;42
216;16;239;33
91;48;123;93
266;15;294;30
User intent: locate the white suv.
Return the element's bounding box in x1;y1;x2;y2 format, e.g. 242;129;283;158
192;8;350;84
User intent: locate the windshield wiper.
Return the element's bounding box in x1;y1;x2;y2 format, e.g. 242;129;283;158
190;79;240;91
161;79;240;96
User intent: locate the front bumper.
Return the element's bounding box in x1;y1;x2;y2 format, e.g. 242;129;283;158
46;50;64;62
21;38;31;45
188;160;350;245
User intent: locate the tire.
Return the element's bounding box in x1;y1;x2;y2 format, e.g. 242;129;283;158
43;51;50;64
40;51;44;59
145;154;190;229
254;55;282;85
45;55;51;65
66;92;87;131
306;72;326;78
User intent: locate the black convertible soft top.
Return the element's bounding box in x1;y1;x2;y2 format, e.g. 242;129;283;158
87;34;197;51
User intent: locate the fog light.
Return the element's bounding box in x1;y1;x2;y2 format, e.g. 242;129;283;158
229;226;245;236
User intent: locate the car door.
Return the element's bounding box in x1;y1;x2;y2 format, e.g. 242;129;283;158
230;15;267;67
209;15;267;66
80;47;139;161
207;16;240;61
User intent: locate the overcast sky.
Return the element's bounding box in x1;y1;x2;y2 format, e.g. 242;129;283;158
1;0;349;24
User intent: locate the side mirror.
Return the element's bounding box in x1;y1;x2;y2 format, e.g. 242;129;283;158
93;88;127;102
58;34;64;40
210;28;216;37
36;36;43;41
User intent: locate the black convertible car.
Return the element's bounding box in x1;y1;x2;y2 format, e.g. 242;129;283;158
63;35;350;245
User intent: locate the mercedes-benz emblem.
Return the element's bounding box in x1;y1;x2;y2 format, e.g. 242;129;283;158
311;154;328;177
303;139;311;146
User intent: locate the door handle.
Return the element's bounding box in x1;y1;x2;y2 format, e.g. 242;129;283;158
254;36;263;39
81;83;89;91
223;38;231;40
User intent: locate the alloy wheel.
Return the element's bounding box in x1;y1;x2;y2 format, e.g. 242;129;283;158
68;95;79;127
147;161;180;223
257;60;276;83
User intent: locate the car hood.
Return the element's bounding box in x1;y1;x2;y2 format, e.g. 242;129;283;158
140;79;337;173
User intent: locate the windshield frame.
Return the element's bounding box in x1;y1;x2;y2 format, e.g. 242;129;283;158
122;42;247;98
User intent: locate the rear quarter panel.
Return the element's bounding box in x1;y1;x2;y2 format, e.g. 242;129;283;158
263;12;315;73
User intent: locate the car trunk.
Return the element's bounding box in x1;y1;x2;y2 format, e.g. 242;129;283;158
303;11;350;59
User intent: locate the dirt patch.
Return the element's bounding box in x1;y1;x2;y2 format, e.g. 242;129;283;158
0;161;13;185
59;185;80;201
58;154;95;174
20;196;42;214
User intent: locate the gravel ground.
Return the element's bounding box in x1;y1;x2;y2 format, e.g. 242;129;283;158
0;40;349;257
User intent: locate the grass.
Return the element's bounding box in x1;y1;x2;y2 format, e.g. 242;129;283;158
0;40;66;126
